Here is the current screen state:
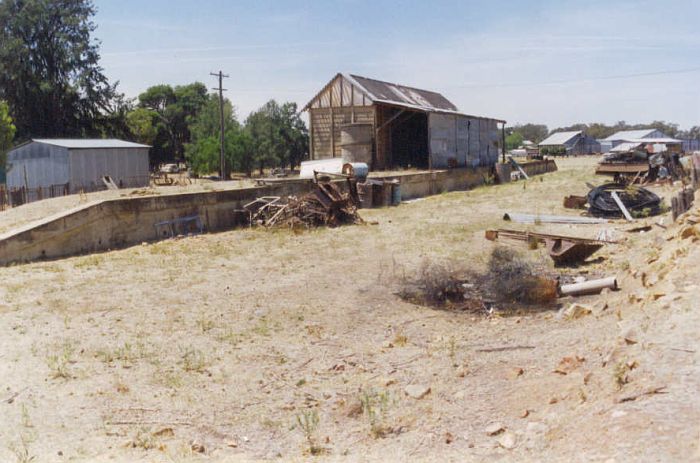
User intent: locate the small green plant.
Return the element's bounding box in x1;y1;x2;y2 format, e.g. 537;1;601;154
9;434;35;463
46;341;75;379
215;329;244;346
126;427;159;450
20;404;32;428
252;318;271;337
196;315;215;333
446;336;458;367
360;389;392;438
180;347;209;373
97;341;150;367
295;409;325;456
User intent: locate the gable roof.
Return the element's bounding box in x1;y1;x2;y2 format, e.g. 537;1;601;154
345;74;458;113
31;139;150;149
539;131;582;146
304;73;505;122
603;129;661;141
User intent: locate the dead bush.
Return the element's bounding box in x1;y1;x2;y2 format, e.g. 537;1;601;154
486;246;557;304
397;248;557;312
398;260;466;306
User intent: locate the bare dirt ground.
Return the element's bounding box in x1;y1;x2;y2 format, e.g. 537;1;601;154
1;157;699;462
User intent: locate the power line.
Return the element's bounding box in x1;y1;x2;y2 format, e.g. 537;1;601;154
210;70;229;180
452;66;700;89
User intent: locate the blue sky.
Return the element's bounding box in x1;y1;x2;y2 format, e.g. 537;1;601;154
94;0;700;129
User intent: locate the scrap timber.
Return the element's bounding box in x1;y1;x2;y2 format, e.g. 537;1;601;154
243;178;363;228
485;229;614;265
503;212;608;225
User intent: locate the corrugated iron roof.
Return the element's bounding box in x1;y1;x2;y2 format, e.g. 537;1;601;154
304;73;505;122
603;129;659;141
32;139;151;149
539;131;582;146
345;74;459;113
624;137;681;144
610;142;642;153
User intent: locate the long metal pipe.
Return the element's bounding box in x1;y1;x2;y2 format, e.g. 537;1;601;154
559;277;617;297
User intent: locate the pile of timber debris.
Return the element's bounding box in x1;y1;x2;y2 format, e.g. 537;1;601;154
243;179;363;228
596;149;684;185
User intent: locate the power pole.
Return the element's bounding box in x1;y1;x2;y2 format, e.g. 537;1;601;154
210;70;229;180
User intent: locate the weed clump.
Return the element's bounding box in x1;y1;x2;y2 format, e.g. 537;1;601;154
397;247;557;312
398;260;466;306
487;247;558;304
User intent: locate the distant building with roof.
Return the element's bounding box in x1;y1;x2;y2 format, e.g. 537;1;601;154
600;128;669;153
538;130;600;156
6;139;150;194
303;73;506;170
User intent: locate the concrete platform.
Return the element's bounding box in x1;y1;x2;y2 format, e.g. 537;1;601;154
0;160;557;265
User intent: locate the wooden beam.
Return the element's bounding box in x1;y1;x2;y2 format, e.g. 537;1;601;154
351;85;355;123
611;191;634;221
376;109;406;133
330;85;335;158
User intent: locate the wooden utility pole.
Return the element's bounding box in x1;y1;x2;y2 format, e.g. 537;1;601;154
210;70;229;180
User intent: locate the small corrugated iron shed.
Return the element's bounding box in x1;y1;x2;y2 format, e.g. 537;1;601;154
303;73;506;170
6;139;150;193
539;131;582;146
539;130;600;155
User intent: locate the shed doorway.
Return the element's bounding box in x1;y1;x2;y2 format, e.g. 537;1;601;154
376;106;429;169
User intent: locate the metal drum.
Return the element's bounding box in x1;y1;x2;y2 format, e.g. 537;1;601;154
390;180;401;206
342;162;369;181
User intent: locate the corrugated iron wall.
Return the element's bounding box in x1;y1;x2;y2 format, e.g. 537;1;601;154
68;148;149;192
428;114;500;169
6;142;70;189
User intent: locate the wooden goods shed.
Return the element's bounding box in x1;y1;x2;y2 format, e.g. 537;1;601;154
303;73;506;170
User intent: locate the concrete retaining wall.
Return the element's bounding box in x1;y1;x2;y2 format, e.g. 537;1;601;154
374;166;494;200
0;181;316;265
0;160;558;265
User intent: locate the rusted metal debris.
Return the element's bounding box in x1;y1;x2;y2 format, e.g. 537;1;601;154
563;195;588;209
485;229;613;265
244;179;363;229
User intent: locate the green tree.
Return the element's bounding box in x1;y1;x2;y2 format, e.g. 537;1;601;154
505;131;523;150
0;0;123;138
137;82;208;164
510;124;549;144
126;108;158;146
0;100;16;168
185;94;254;176
278;102;309;170
245;100;309;175
246;101;282;175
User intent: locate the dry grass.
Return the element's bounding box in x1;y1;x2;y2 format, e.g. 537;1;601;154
0;157;697;462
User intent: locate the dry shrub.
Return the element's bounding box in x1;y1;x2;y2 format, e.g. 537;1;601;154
397;248;557;312
398;260;465;306
487;247;557;304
